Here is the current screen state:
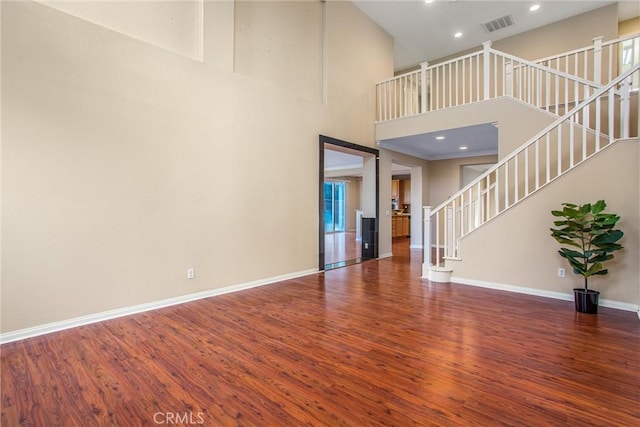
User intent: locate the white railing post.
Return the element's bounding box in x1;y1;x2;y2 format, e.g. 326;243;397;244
620;76;631;139
422;206;432;278
593;36;603;84
483;41;492;100
446;206;454;258
421;62;429;113
505;61;513;97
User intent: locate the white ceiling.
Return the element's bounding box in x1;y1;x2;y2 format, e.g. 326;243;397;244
324;149;364;170
324;149;411;175
379;122;499;160
357;0;639;161
353;0;638;71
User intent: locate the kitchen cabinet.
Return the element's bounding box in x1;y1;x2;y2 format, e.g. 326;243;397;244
391;180;399;199
392;215;410;238
401;216;410;236
401;180;411;205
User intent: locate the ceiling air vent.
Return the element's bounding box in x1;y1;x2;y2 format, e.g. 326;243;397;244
481;14;515;33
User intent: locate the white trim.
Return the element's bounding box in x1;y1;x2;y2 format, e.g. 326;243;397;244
409;244;423;249
451;276;640;313
378;252;393;259
426;267;453;283
0;268;319;344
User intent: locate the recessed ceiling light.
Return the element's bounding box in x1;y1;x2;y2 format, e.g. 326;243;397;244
459;146;468;150
435;135;445;140
454;32;463;38
530;4;540;12
425;0;434;3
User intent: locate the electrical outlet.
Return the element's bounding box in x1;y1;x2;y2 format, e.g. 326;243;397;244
557;268;565;278
187;268;195;279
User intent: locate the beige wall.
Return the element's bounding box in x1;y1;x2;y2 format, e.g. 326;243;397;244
345;178;362;231
40;0;205;61
448;139;639;306
618;17;640;36
1;1;394;333
428;155;499;209
492;4;618;61
234;1;323;102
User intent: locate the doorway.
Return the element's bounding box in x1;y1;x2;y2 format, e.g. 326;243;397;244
323;181;346;233
319;135;379;271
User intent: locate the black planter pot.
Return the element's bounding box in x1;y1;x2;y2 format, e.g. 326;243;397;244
573;288;600;314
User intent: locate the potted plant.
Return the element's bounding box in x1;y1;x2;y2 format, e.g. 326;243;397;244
550;200;624;314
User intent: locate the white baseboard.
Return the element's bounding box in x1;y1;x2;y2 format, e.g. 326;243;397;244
0;268;319;344
378;252;393;259
450;276;640;313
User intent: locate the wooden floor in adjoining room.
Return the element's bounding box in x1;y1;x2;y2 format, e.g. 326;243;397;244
2;239;639;426
324;231;361;265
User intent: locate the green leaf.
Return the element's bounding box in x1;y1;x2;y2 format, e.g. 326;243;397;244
591;200;606;214
566;256;586;273
563;207;581;219
588;254;613;263
580;203;592;215
551;210;566;217
551;236;582;248
592;230;624;246
585;263;604;277
561;248;587;259
595;243;623;252
598;216;621;226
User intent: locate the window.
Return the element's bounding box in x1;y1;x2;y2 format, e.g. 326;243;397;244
324;181;346;233
620;37;639;90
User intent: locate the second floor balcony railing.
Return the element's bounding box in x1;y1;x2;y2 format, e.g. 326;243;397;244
376;34;639;122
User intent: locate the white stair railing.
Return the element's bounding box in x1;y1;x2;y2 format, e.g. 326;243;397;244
376;35;639;122
376;68;423;121
423;64;639;273
535;34;639;86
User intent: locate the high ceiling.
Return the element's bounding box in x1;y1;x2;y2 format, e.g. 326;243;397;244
355;0;639;162
353;0;638;71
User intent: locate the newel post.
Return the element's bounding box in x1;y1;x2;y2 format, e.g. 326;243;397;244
620;76;631;139
422;206;432;278
483;41;492;100
592;36;603;84
420;61;429;113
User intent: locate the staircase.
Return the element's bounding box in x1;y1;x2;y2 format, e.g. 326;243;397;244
374;34;639;283
423;64;638;281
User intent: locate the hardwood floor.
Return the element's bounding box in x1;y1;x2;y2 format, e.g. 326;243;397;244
324;231;361;266
2;239;639;426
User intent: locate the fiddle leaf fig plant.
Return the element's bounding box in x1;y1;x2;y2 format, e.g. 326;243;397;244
550;200;624;290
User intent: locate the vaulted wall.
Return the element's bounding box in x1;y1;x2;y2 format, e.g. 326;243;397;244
1;1;393;333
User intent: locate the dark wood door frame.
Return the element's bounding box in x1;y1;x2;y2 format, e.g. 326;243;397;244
319;135;379;271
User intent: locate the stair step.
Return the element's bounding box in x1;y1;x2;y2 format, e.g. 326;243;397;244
423;266;453;283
